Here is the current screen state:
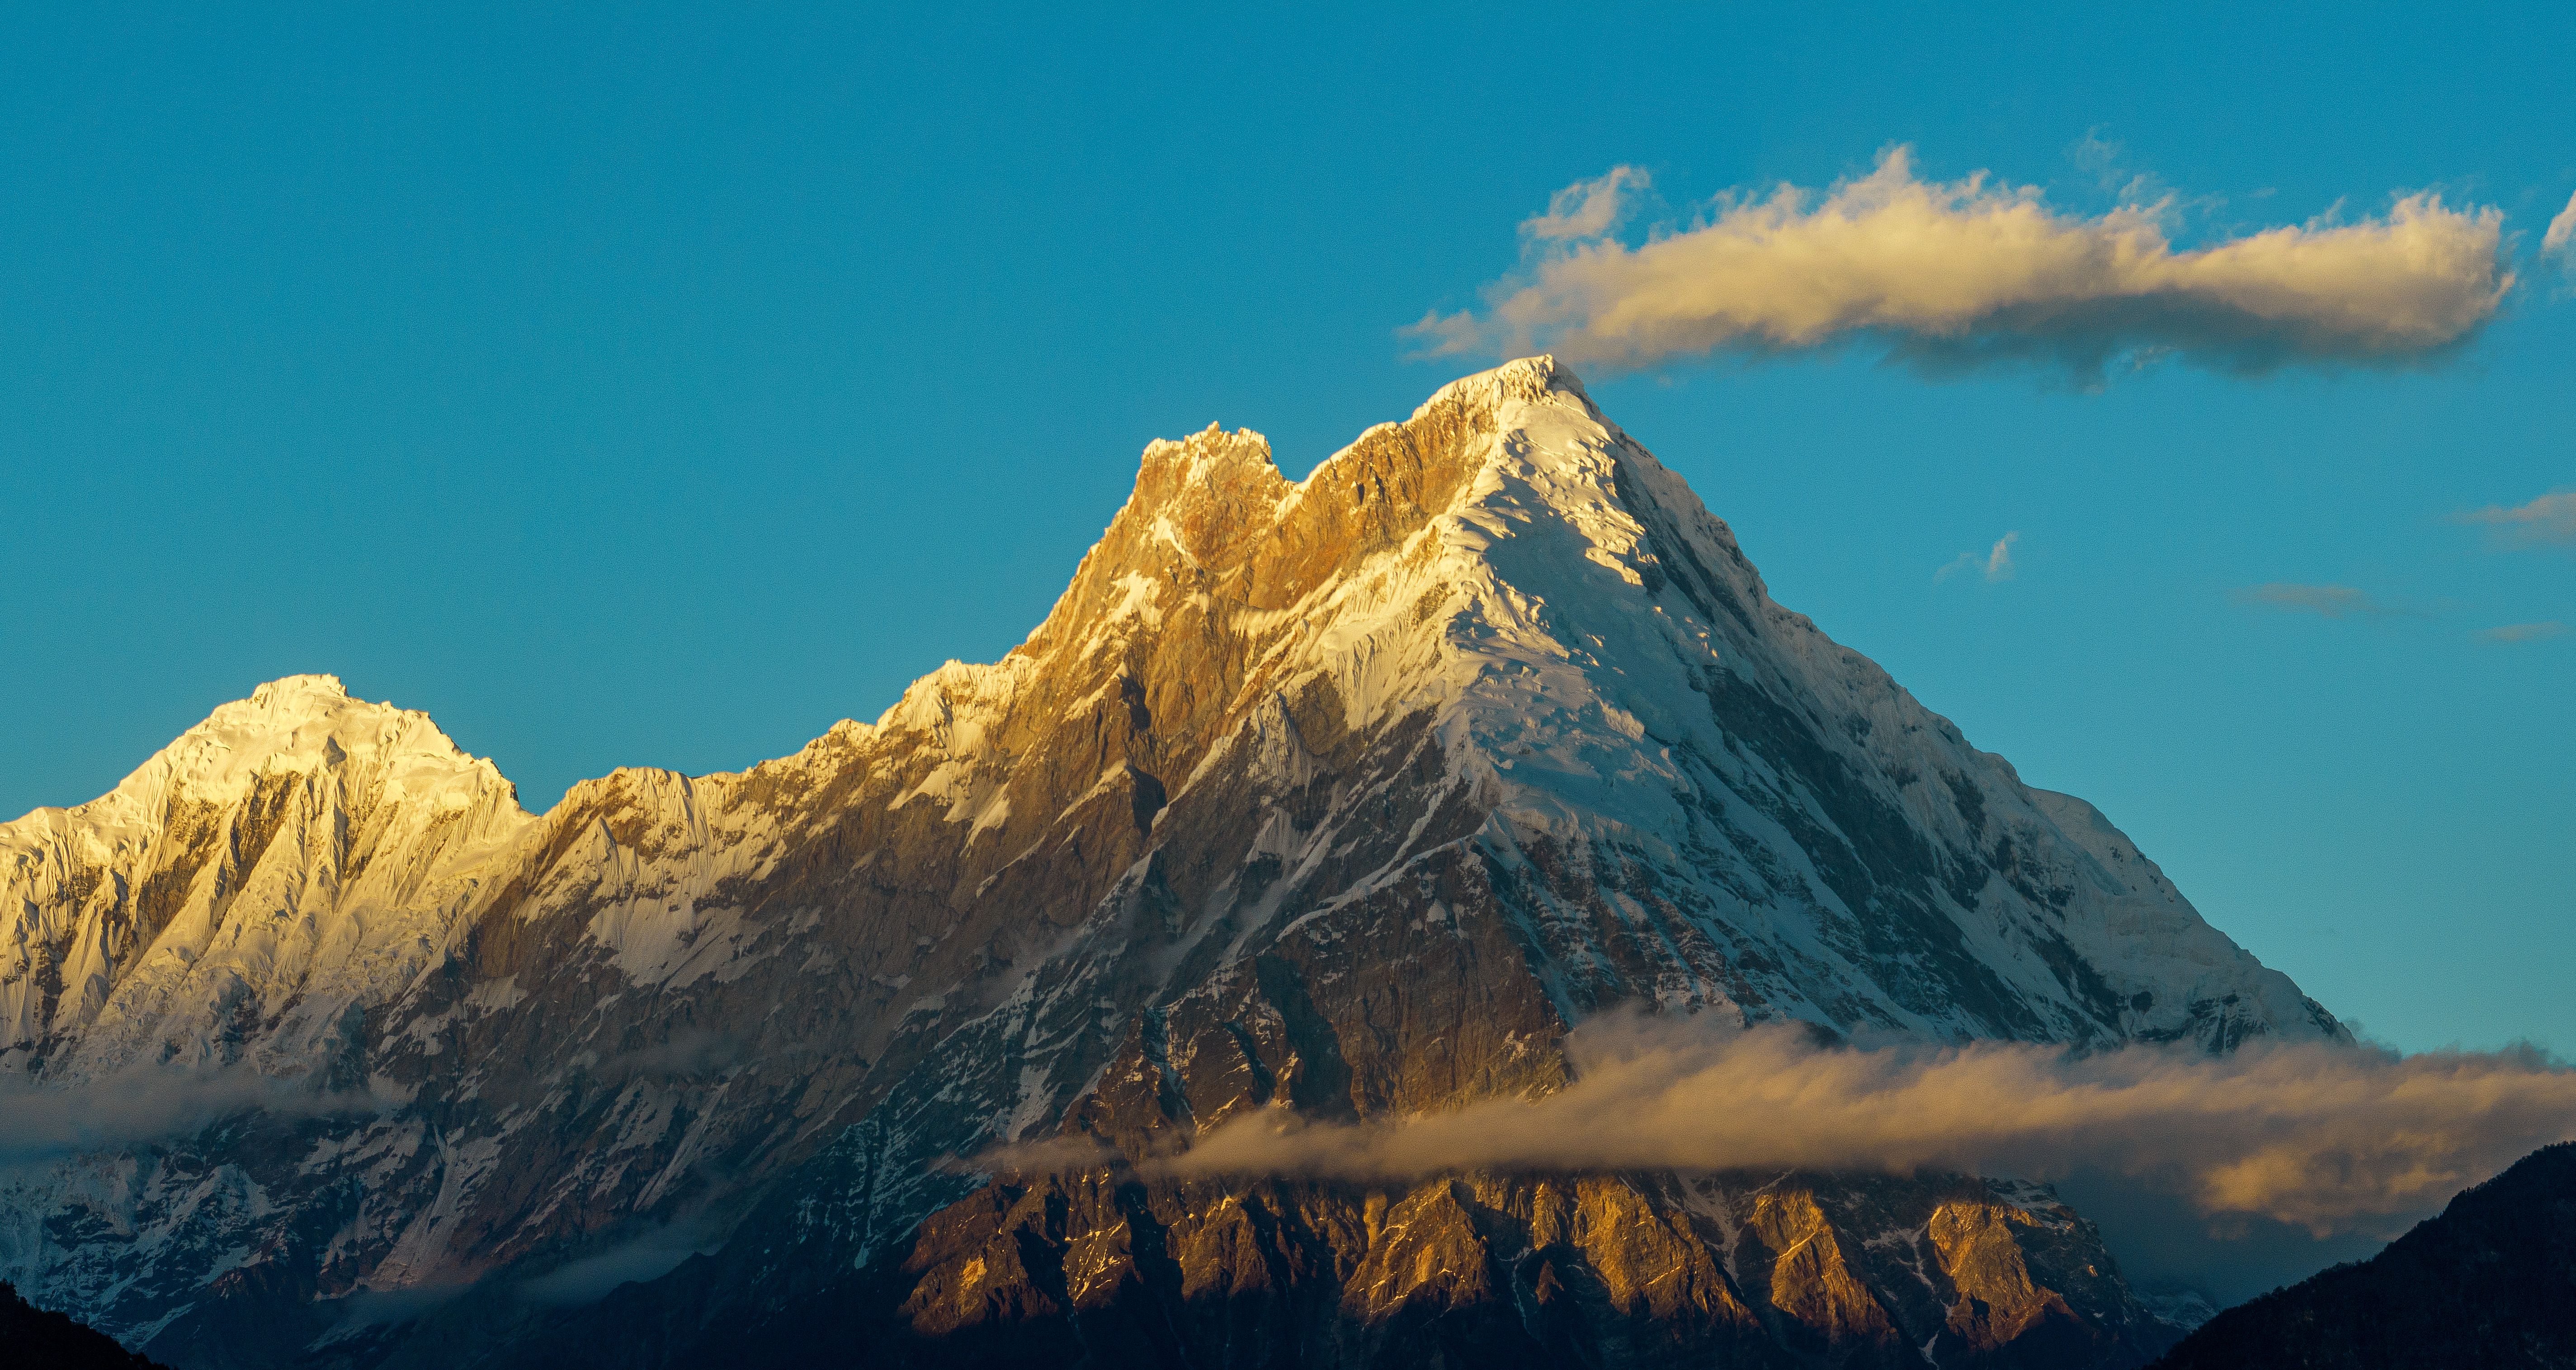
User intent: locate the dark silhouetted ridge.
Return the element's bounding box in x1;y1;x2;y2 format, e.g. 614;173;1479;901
0;1281;165;1369
2154;1142;2576;1369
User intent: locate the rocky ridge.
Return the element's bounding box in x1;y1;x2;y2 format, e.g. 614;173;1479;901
1;359;2338;1369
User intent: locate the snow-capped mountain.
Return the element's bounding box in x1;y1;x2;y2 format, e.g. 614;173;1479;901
1;359;2338;1369
1;674;532;1082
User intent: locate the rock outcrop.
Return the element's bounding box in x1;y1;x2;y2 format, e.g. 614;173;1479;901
827;1171;2171;1370
1;359;2338;1369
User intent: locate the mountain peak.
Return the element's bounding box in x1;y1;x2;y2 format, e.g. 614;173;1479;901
1046;354;1610;644
1137;422;1279;486
1;675;526;871
244;671;350;705
1415;352;1592;417
999;359;2331;1049
1113;356;1597;557
149;676;508;812
1124;423;1293;567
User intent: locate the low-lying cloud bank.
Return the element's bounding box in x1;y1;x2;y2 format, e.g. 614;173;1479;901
1114;1018;2576;1239
515;1219;722;1306
1409;146;2512;381
0;1065;378;1172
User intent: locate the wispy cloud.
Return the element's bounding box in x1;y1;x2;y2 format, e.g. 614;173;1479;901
2067;130;2216;222
1937;531;2019;583
2478;621;2568;644
2455;490;2576;548
2229;582;2420;619
1521;165;1650;242
1132;1018;2576;1239
1407;146;2512;383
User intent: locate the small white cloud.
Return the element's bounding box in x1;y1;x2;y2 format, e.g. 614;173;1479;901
2230;582;2420;619
1938;531;2020;583
2478;621;2568;644
2456;489;2576;547
2544;190;2576;269
1520;165;1649;242
1984;531;2019;581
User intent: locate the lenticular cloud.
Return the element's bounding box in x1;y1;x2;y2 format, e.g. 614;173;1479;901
1409;146;2512;381
1143;1016;2576;1238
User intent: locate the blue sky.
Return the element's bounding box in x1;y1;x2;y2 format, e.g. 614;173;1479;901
4;3;2568;1056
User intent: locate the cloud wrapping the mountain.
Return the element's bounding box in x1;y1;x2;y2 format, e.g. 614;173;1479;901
1411;147;2511;380
0;1066;377;1172
1149;1017;2576;1237
516;1220;722;1306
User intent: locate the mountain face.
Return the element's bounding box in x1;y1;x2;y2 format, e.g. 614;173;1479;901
2152;1142;2576;1369
0;359;2339;1370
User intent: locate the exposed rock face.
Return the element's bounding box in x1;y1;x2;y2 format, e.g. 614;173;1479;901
836;1170;2172;1370
2151;1141;2576;1370
0;359;2337;1369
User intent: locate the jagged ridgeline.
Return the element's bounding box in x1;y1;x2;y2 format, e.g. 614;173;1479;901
1;359;2340;1369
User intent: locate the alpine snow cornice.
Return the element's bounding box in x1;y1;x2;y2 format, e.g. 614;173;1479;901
1;359;2338;1369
